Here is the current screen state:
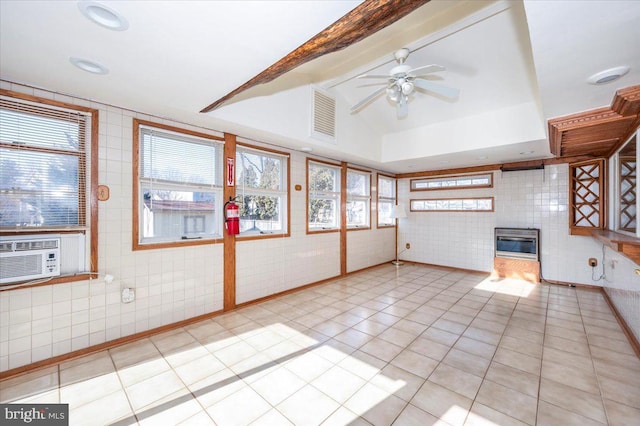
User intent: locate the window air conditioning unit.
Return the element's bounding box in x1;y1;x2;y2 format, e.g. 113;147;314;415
0;236;61;284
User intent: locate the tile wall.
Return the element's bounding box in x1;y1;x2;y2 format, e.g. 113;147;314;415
347;227;396;273
600;247;640;342
0;81;227;372
398;164;639;342
0;82;395;372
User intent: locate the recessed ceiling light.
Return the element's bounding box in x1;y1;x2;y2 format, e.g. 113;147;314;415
70;57;109;74
78;1;129;31
587;66;630;85
300;147;313;152
477;156;488;160
439;160;449;164
520;150;534;155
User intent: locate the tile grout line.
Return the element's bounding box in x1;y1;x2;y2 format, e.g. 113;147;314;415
535;279;551;426
576;288;611;425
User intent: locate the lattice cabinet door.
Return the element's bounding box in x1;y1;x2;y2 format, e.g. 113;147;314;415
570;159;606;235
619;156;636;232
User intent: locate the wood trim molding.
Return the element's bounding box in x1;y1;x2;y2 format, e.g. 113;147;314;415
549;107;621;132
131;118;224;251
612;85;640;116
234;141;292;240
340;162;348;276
409;197;495;213
396;156;598;180
0;89;100;288
200;0;431;112
223;133;237;311
548;85;640;157
410;172;493;192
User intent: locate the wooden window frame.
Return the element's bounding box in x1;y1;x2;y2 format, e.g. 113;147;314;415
306;158;342;234
132;118;224;250
346;167;372;231
410;197;495;212
235;142;291;241
377;173;396;228
0;89;99;288
410;172;493;192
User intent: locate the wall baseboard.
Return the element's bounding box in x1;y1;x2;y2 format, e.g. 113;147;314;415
601;289;640;358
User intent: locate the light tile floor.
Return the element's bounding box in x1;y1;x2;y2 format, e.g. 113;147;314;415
1;264;640;425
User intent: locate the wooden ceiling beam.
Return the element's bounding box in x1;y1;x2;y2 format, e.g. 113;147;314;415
200;0;431;113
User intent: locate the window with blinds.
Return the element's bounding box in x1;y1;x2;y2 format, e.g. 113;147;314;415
0;97;89;230
134;120;224;246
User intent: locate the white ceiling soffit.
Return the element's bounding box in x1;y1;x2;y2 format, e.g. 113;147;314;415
524;0;640;121
0;0;362;124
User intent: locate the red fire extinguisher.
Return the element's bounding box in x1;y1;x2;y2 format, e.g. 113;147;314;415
224;198;240;235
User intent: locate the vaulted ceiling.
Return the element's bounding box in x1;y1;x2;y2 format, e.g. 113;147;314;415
1;0;639;173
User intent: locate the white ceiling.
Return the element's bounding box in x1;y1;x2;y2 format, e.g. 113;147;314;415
1;0;639;174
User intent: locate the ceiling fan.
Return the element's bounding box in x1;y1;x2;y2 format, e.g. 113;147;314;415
350;48;460;118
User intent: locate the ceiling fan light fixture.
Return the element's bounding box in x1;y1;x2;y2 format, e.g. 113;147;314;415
401;81;414;95
387;87;399;102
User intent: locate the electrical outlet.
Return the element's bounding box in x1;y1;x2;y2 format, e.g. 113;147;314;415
405;243;411;249
122;288;135;303
588;258;597;267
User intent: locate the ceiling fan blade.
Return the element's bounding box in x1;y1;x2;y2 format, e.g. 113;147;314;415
407;64;445;75
350;86;387;112
355;74;392;80
413;79;460;99
397;96;408;118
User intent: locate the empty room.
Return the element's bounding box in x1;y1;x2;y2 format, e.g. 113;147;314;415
1;0;639;425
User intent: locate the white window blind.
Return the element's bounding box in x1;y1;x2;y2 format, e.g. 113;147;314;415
138;125;223;243
0;97;89;230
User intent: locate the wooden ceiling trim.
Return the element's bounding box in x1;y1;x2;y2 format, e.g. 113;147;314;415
612;85;640;116
548;85;640;158
395;156;596;180
607;115;640;157
549;108;621;133
200;0;431;113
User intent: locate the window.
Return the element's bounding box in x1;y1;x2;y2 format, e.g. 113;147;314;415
308;160;341;231
614;132;637;235
0;90;98;283
236;144;289;236
346;169;371;229
0;97;90;230
134;120;223;248
184;215;206;234
411;197;494;212
377;174;396;227
411;173;493;191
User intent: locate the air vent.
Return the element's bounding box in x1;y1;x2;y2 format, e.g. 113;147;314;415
311;88;336;141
